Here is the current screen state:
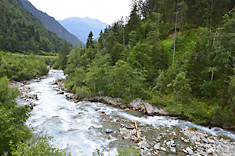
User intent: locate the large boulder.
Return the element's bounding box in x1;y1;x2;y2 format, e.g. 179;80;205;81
143;103;154;116
128;98;144;110
101;97;119;107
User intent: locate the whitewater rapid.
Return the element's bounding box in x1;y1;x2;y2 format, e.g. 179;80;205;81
21;70;235;155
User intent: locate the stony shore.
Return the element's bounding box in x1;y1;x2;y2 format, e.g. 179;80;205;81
12;77;235;155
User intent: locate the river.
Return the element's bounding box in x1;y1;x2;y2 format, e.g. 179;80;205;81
17;70;235;155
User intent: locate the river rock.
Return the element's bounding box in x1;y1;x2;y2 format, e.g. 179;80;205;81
101;97;119;107
57;91;64;94
130;129;137;135
119;104;127;109
160;147;166;151
52;81;58;85
33;78;40;82
186;147;194;155
66;93;75;99
105;129;113;134
128;98;144;110
138;140;150;149
143;103;154;115
154;143;160;150
170;147;176;153
27;93;38;100
153;107;169;116
207;147;214;154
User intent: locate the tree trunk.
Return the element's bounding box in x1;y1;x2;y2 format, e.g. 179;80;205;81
210;70;214;85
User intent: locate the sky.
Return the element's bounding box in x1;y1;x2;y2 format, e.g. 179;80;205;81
28;0;133;24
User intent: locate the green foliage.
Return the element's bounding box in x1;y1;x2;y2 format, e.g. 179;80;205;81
86;31;94;48
0;52;49;81
93;148;104;156
172;71;191;102
107;60;146;99
228;76;235;111
0;76;32;155
116;146;141;156
0;0;65;54
92;146;141;156
61;2;235;126
57;41;70;70
0;54;69;155
11;135;71;156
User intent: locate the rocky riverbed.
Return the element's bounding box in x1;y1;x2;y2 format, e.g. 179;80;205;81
13;73;235;156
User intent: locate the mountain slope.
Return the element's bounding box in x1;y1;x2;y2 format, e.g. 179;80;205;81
0;0;66;54
58;17;107;43
22;0;84;46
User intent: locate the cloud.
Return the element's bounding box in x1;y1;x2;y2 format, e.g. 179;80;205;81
28;0;132;24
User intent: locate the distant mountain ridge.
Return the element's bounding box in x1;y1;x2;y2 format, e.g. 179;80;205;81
22;0;84;46
58;17;108;44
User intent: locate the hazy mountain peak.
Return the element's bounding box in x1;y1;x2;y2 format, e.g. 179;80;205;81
22;0;84;46
58;17;108;43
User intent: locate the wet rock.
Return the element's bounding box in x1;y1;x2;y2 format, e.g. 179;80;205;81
141;148;150;155
105;129;113;134
186;147;194;155
57;91;64;94
119;104;127;109
154;143;160;150
101;97;119;107
160;147;166;151
143;103;154;115
40;75;47;79
155;136;162;142
120;128;128;135
138;140;150;149
66;93;75;99
34;78;40;82
130;129;137;135
52;82;58;85
128;98;144;110
153;107;169;116
27;93;38;100
170;147;176;153
207;147;214;154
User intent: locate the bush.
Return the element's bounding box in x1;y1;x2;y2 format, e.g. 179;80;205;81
75;87;91;98
116;146;141;156
0;52;49;81
11;135;71;156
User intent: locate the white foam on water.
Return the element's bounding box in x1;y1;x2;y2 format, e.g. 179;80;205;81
21;69;235;156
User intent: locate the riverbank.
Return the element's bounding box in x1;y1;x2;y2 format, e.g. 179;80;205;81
13;70;235;155
50;78;235;132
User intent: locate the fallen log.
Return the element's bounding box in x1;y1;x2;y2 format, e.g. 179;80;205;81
134;120;141;139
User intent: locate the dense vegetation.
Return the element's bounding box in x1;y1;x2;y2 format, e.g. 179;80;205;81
0;0;67;55
0;51;71;155
0;52;51;81
58;0;235;126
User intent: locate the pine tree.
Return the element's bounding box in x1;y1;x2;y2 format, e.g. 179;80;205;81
86;31;94;48
35;30;40;42
58;41;70;70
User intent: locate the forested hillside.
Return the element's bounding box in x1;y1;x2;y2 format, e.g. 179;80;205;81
58;0;235;127
0;0;66;55
22;0;84;46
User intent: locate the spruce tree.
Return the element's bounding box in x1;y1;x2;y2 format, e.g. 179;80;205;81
86;31;94;48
